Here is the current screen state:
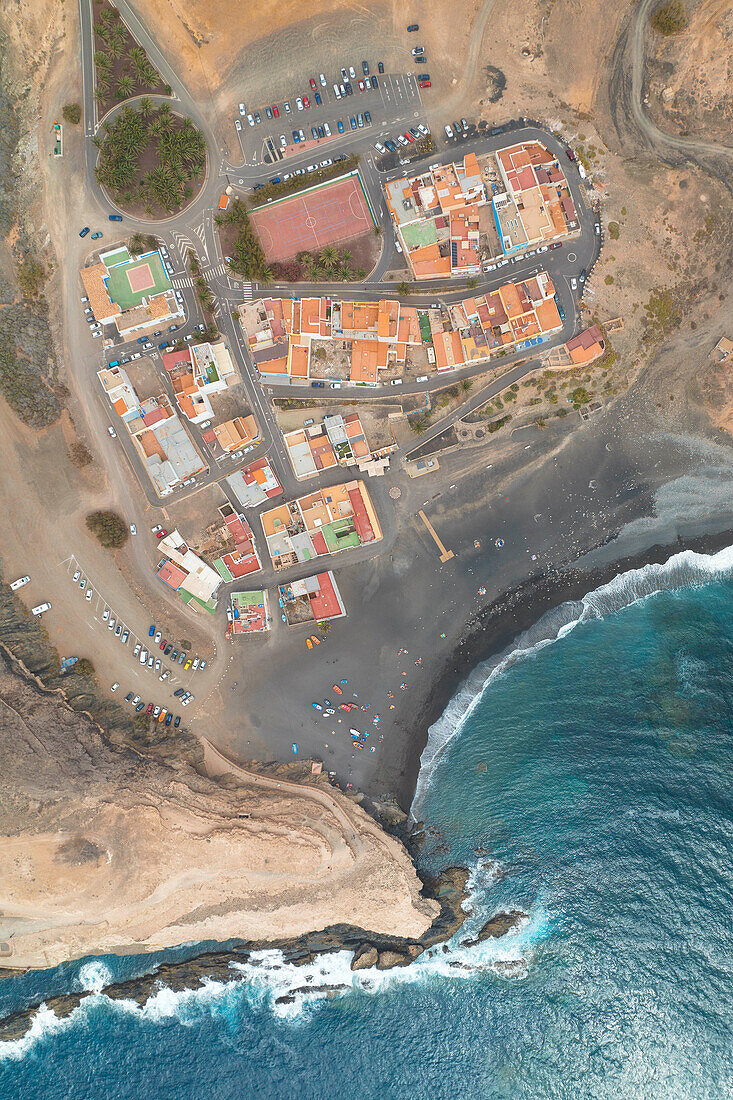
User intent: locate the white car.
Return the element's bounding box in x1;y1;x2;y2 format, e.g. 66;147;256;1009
537;245;549;253
319;73;327;87
349;66;356;79
140;648;148;665
284;101;291;113
280;134;287;147
397;134;409;146
247;114;255;127
108;617;116;630
296;97;304;111
102;608;110;621
181;695;192;707
394;238;403;253
107;426;116;438
130;524;137;535
85;588;93;601
444;124;453;139
73;569;81;582
418;124;429;136
333;84;341;100
571;277;577;290
155;658;161;671
375;142;386;154
91;331;102;338
239;103;246;115
147;655;154;669
134;643;141;658
323;122;331;136
390;378;403;386
192;658;199;671
155;630;161;644
10;575;30;590
111;682;119;692
235;120;242;132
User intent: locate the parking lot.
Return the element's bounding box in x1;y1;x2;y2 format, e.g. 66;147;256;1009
62;555;207;708
234;66;424;166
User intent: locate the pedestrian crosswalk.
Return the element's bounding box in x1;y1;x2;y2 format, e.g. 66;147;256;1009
171;275;195;289
208;262;229;279
240;282;254;301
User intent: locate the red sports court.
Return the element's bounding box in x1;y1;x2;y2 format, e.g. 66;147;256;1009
250;175;373;263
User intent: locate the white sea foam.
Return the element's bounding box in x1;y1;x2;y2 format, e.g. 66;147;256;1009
77;960;113;993
411;542;733;815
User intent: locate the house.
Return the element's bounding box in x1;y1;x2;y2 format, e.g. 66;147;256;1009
227;590;270;636
97;366;205;495
260;481;381;569
226;458;282;509
156;529;222;612
162;341;237;425
278;571;346;625
213;504;262;581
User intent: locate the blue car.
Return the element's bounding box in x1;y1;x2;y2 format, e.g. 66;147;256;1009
137;336;148;344
314;92;322;105
148;624;155;637
108;214;123;222
79;226;90;238
337;119;344;133
350;117;357;130
292;129;300;143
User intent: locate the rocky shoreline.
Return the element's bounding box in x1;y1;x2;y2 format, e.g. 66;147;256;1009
0;868;532;1040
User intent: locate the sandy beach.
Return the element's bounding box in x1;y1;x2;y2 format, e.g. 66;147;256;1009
203;380;733;812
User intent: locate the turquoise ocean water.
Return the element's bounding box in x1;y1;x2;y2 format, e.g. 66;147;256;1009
2;546;732;1099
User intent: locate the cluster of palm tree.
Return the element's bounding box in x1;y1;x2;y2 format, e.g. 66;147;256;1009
217;201;272;282
95;102;207;214
297;246;365;283
93;4;161;105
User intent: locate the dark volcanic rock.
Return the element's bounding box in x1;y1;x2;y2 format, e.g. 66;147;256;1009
351;945;379;971
476;910;526;942
376;950;411;970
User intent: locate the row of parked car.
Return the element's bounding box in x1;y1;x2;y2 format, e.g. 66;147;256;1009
122;691;185;722
481;241;562;274
147;621;207;675
236;61;386;132
374;123;429;155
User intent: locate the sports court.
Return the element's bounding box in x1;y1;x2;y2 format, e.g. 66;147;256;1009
103;249;171;309
250;174;375;263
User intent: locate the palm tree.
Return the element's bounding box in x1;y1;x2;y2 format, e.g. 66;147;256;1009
143;65;160;89
397;281;411;296
116;76;135;100
94;50;113;73
340;249;351;265
139;96;153;119
355;268;366;280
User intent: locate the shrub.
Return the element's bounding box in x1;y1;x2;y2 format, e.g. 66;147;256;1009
75;658;96;678
570;386;591;406
650;1;687;36
608;222;620;239
16;258;47;298
62;104;82;125
68;439;93;467
397;281;411;296
605;275;615;285
86;510;129;549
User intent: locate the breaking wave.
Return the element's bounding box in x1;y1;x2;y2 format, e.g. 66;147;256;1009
411;543;733;815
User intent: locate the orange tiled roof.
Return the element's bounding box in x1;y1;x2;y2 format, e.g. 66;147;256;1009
80;264;119;322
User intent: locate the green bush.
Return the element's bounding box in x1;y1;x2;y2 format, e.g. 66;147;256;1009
605;275;614;285
650;1;687;36
608;222;620;239
86;510;129;549
16;258;47;297
62;104;82;125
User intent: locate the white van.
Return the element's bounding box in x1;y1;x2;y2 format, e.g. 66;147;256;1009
32;602;51;615
10;576;30;590
333;84;341;99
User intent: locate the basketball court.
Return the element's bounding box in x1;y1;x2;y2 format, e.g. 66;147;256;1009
104;251;171;309
250;174;375;263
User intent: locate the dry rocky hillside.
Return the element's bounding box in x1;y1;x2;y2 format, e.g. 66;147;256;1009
0;645;437;971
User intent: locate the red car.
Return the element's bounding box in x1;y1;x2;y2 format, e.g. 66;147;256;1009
339;704;350;711
272;105;279;117
309;78;316;90
404;131;415;142
419;79;431;88
303;96;310;108
159;638;167;650
156;529;167;539
146;703;153;714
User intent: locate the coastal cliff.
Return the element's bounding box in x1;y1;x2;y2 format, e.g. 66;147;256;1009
0;645;440;972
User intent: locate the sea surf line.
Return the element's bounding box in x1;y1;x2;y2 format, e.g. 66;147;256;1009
410;543;733;814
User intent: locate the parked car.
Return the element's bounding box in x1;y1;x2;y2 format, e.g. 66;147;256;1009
350;117;357;130
174;716;181;728
107;425;116;438
284;101;291;113
135;702;144;713
302;96;310;109
155;658;161;671
239;103;246;114
149;624;155;637
10;576;30;590
419;79;431;88
378;61;384;74
108;214;123;222
134;643;141;658
265;106;272;119
444;124;453;139
337;119;344;133
407;23;419;31
122;629;129;644
79;227;90;237
358;79;365;92
140;648;148;665
362;60;369;75
566;149;576;161
364;110;371;124
30;601;51;615
165;712;173;727
370;76;378;89
272;105;280;117
91;232;102;240
411;46;424;55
